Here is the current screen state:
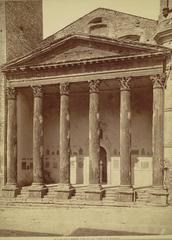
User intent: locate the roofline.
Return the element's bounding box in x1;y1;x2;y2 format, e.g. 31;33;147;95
42;7;157;44
2;34;170;70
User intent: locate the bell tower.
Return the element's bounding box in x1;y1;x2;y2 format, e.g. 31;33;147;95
0;0;43;186
155;0;172;46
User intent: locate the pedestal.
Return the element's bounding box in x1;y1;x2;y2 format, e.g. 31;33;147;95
54;184;74;200
118;186;134;202
150;187;168;206
85;184;105;201
1;184;21;198
28;183;47;198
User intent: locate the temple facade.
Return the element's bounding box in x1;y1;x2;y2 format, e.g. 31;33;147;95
0;0;172;205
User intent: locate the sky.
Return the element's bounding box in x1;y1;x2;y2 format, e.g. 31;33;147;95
43;0;160;38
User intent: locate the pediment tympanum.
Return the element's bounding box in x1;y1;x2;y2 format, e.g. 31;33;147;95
3;34;168;69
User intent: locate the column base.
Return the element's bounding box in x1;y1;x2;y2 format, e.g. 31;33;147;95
117;186;134;202
1;184;21;198
28;183;48;198
85;184;105;201
150;186;168;206
54;184;75;200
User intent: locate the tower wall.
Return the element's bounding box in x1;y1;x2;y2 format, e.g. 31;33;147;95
0;0;43;187
155;0;172;204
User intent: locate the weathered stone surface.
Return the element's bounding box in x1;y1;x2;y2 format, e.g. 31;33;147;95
89;80;100;185
85;184;105;201
0;0;43;189
149;187;168;205
32;86;44;185
151;74;165;188
59;82;70;185
6;88;17;186
1;185;20;198
119;77;132;186
28;183;47;198
42;8;157;46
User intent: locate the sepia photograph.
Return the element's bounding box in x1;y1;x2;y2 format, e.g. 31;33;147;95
0;0;172;239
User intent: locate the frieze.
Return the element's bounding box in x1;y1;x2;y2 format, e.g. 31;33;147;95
150;74;166;89
89;80;100;93
60;82;70;95
119;77;131;91
6;87;17;100
32;86;43;98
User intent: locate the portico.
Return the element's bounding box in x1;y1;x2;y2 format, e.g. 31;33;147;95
1;34;169;205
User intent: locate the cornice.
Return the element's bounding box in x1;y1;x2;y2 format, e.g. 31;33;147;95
2;51;167;74
1;34;170;72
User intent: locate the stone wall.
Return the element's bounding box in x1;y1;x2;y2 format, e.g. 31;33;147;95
42;8;157;47
0;0;43;188
5;0;43;61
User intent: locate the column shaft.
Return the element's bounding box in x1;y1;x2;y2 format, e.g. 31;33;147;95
89;80;100;184
6;87;17;186
151;74;165;187
59;82;70;184
120;77;132;186
32;86;44;185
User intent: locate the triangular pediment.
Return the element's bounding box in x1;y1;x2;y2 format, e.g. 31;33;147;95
3;34;168;69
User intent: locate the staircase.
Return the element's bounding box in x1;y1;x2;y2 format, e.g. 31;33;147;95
102;187;119;203
70;186;87;201
43;184;58;202
16;186;30;201
134;187;151;204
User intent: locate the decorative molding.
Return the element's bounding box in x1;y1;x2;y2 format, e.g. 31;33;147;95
89;80;100;93
60;82;70;95
150;74;166;89
32;86;43;98
119;77;132;91
6;87;17;100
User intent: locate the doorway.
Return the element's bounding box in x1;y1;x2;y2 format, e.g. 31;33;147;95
100;146;107;184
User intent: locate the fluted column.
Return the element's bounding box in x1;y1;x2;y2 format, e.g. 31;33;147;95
2;87;20;197
55;82;74;200
150;74;168;205
118;77;133;202
85;80;104;201
29;86;47;198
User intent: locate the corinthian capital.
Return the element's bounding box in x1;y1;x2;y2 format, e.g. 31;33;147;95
151;74;166;89
119;77;131;91
32;86;43;98
6;87;17;100
60;82;70;95
89;80;100;93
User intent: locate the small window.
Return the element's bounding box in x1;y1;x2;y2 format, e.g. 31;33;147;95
119;35;140;42
89;17;102;24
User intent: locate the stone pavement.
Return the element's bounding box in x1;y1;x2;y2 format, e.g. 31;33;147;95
0;205;172;237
